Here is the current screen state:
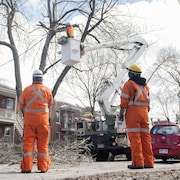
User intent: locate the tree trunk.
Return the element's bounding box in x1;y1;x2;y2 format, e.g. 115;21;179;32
52;66;71;97
7;11;22;99
40;31;55;71
12;48;22;99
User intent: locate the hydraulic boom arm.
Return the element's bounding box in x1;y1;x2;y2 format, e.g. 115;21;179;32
96;37;148;116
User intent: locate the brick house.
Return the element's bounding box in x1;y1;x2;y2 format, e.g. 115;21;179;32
0;84;17;143
51;101;81;143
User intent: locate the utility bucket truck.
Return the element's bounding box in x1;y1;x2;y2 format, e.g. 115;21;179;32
59;33;147;161
58;26;147;161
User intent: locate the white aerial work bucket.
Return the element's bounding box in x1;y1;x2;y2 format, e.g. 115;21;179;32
61;38;80;66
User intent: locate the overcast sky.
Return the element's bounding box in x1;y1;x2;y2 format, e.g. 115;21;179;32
20;1;180;80
0;0;180;120
1;0;180;84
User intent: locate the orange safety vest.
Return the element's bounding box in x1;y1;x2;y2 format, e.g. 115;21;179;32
19;83;53;116
120;80;150;109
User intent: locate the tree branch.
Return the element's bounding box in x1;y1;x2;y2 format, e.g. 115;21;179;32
56;8;81;23
39;31;55;71
87;18;104;34
47;0;52;25
38;21;49;31
81;0;95;42
88;33;100;43
43;58;62;74
0;40;12;48
0;2;9;14
52;66;71;97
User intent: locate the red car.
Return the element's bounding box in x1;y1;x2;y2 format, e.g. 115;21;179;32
150;121;180;161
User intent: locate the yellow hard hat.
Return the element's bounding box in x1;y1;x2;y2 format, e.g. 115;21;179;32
128;64;142;73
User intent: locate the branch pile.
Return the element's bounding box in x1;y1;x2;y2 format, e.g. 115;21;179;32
50;140;93;166
0;143;21;165
0;140;93;166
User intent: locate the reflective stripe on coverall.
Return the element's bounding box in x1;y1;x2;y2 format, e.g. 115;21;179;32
19;83;53;172
120;80;154;167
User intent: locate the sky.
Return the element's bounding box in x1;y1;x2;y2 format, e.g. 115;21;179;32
0;0;180;120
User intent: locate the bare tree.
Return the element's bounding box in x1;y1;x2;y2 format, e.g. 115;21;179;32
0;0;22;98
67;52;117;116
157;47;180;89
151;47;180;119
0;0;119;99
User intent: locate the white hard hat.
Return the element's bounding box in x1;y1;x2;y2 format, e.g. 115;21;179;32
33;69;43;78
32;69;43;82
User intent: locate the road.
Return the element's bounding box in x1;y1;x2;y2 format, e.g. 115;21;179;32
0;160;180;180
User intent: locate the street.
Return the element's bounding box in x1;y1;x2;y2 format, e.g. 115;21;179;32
0;160;180;180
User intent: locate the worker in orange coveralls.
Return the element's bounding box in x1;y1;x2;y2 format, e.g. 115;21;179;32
19;69;54;173
119;64;154;169
66;23;74;38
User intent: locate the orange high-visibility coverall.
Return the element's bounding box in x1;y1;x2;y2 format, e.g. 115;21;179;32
120;80;154;167
66;24;74;38
19;83;54;172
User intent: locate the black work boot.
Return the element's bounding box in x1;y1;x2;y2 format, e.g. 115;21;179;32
144;166;154;168
39;171;46;173
128;165;144;169
21;170;31;173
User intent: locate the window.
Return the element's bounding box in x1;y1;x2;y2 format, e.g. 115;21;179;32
154;126;180;135
0;95;15;110
4;127;11;136
6;98;14;110
55;111;60;123
55;132;61;140
151;126;160;135
77;122;83;129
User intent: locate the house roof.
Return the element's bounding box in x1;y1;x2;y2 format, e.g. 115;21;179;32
55;101;81;112
0;83;16;98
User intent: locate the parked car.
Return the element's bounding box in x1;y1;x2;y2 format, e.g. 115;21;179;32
150;121;180;162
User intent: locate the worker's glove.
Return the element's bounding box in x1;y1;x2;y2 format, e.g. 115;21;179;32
119;108;125;122
49;118;52;125
119;113;124;122
58;36;68;45
80;44;85;57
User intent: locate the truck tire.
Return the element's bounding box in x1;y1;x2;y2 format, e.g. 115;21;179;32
126;152;131;161
162;157;167;162
108;152;115;161
96;151;109;161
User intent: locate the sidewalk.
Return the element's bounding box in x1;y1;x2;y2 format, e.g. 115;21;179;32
0;161;180;180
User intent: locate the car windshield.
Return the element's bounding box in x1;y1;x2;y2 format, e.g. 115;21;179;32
153;125;180;135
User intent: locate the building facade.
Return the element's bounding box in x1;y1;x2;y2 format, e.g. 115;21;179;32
51;102;81;143
0;84;17;143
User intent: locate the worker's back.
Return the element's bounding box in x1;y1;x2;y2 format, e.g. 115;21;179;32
23;84;52;110
20;83;53;126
